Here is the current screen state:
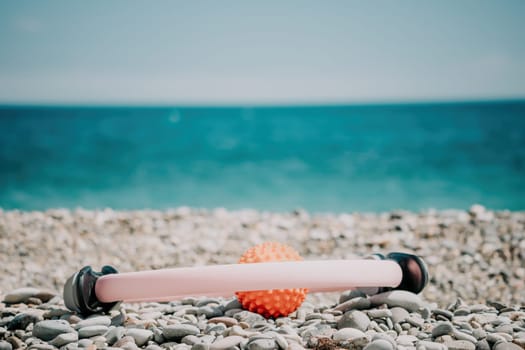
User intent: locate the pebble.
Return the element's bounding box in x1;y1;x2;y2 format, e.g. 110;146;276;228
74;316;111;329
247;338;278;350
391;307;410;323
210;335;244;350
363;339;394;350
208;317;238;327
335;297;371;312
32;320;75;341
106;326;126;345
417;340;447;350
0;341;12;350
126;328;153;346
78;325;109;338
432;322;455;338
333;328;368;342
337;310;370;331
3;288;41;304
446;340;476;350
163;324;201;340
49;332;78;347
370;291;425;312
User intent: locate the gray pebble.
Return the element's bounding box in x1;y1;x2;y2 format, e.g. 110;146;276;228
74;316;111;329
416;340;447;350
49;332;78;347
0;341;12;350
475;339;490;350
494;343;523;350
6;312;42;330
208;317;238;327
192;343;210;350
364;339;393;350
210;335;244;350
32;320;75;341
334;297;371;312
333;328;368;342
397;335;418;345
433;309;454;320
406;316;425;329
487;333;507;344
390;307;410;324
432;322;454;338
337;310;370;331
446;340;476;350
372;333;397;348
472;328;486;340
78;325;108;338
3;288;41;304
106;326;126;345
126;328;153;346
163;324;201;340
78;338;94;347
339;290;366;304
369;291;424;312
368;309;393;319
247;338;278;350
145;345;164;350
453;330;477;343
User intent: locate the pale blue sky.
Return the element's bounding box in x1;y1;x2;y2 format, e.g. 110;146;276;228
1;0;524;105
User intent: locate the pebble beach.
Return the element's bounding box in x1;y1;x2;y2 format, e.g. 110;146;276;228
0;205;524;350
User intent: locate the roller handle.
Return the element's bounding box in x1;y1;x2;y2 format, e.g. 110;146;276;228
63;252;428;315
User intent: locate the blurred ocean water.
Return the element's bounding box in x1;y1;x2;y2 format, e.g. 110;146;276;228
1;101;524;212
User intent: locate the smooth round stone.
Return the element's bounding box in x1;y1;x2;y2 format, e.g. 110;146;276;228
446;340;476;350
126;328;153;346
372;333;397;349
49;332;79;347
368;309;392;319
163;324;201;340
335;297;371;313
475;339;490;350
493;343;522;350
397;335;418;345
472;329;487;340
75;316;111;329
32;320;75;341
333;328;368;342
416;340;446;350
432;309;453;320
210;335;244;350
146;345;164;350
0;340;12;350
369;291;424;312
339;290;367;304
114;336;136;348
432;322;454;338
77;338;94;347
183;335;202;345
3;288;40;304
337;310;370;331
453;330;477;343
208;317;238;327
106;326;126;345
78;325;109;338
199;306;224;319
247;338;278;350
390;307;410;324
363;339;394;350
6;312;42;330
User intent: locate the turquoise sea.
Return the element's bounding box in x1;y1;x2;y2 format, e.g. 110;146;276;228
1;101;524;212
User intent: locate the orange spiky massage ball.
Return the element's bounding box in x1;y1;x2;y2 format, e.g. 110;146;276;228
235;242;308;318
